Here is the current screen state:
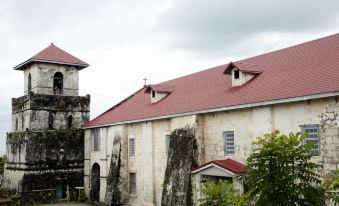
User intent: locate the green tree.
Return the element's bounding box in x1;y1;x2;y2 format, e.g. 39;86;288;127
199;180;246;206
0;156;4;175
323;170;339;204
246;130;325;206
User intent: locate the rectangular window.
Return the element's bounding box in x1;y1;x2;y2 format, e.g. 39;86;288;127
129;173;136;194
129;138;135;157
301;125;320;155
165;135;171;155
223;131;235;155
92;129;100;151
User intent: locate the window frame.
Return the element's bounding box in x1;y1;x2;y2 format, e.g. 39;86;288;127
129;138;135;157
223;131;235;155
91;129;100;151
129;172;136;195
301;124;320;155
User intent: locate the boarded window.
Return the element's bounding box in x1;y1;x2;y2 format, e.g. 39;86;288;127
301;125;320;155
129;173;136;194
92;129;100;151
129;138;135;157
223;131;235;155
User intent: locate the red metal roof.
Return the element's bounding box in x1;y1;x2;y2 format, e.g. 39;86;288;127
192;158;247;174
84;33;339;128
145;84;176;93
14;43;89;70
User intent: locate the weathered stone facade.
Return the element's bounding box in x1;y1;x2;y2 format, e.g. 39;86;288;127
84;96;339;205
5;46;90;204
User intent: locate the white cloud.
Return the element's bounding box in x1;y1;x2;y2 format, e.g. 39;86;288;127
0;0;338;154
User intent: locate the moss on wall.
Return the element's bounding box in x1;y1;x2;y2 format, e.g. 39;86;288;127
104;135;122;206
6;130;84;170
161;126;198;206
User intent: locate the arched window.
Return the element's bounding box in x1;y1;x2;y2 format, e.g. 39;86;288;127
67;115;73;129
48;114;54;129
91;163;100;201
28;73;32;92
53;72;63;95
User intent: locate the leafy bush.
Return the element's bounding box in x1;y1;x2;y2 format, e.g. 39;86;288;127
246;130;325;206
324;170;339;204
199;180;246;206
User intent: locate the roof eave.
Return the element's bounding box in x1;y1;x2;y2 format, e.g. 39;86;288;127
13;58;89;70
82;90;339;129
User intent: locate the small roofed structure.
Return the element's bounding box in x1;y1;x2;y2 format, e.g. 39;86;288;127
192;159;247;202
145;84;175;103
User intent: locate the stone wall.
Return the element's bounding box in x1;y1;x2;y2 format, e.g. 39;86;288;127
11;93;90;131
84;96;339;205
5;130;84;193
23;63;80;96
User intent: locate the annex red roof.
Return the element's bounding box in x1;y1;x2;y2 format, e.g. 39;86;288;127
84;33;339;128
192;158;247;174
14;43;89;70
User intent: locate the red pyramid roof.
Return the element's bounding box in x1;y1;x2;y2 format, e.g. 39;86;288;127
14;43;89;70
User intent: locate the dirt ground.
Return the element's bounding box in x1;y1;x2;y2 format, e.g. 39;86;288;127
36;202;92;206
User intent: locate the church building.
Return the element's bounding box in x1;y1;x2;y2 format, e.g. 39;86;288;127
5;44;90;203
83;33;339;205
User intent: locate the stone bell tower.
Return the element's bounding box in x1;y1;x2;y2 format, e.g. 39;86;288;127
4;44;90;202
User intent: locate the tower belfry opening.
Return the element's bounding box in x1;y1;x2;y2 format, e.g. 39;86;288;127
53;72;63;95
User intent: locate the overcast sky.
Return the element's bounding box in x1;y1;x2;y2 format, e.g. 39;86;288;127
0;0;339;154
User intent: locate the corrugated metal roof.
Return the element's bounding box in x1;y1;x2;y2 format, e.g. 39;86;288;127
84;33;339;128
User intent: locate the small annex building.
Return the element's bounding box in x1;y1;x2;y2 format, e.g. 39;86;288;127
83;33;339;205
192;158;247;202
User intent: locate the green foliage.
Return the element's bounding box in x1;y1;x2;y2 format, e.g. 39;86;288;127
323;170;339;204
0;156;4;175
199;180;246;206
57;99;66;109
246;130;325;206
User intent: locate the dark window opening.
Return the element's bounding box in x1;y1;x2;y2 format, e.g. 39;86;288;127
92;129;100;151
91;163;100;201
28;73;32;92
67;115;73;129
53;72;64;95
21;116;24;130
234;70;240;79
129;173;136;194
48;114;54;129
15;118;18;131
152;90;156;98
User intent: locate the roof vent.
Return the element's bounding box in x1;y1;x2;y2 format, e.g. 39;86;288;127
224;62;262;87
145;84;175;103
